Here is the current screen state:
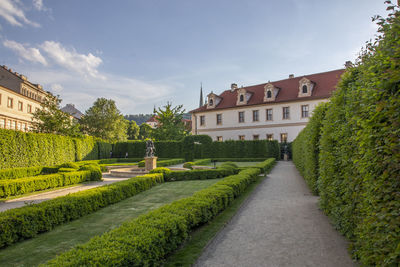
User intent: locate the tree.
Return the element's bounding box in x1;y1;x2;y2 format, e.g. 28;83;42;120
139;123;153;139
151;102;188;141
80;98;127;142
32;94;81;136
127;120;140;140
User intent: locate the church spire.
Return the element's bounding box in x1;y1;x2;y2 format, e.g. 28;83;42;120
199;82;204;107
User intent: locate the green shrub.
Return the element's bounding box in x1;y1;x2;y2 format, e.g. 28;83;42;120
0;166;55;180
183;135;213;161
44;167;264;266
0;173;164;248
149;167;172;176
164;165;238;182
0;169;101;198
219;162;239;169
74;136;98;161
210;158;267;162
58;162;79;169
57;168;76;172
183;162;194;169
250;158;276;174
193;158;211;165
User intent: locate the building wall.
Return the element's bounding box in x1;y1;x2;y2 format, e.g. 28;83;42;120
192;98;328;142
0;85;42;131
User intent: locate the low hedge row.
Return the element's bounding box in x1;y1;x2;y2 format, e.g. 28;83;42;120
138;158;185;168
0;166;59;180
211;158;267;162
45;164;271;266
164;167;237;182
0;168;102;198
250;158;276;174
0;173;164;248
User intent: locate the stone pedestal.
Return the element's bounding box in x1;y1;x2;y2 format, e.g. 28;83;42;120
144;157;157;171
284;154;289;161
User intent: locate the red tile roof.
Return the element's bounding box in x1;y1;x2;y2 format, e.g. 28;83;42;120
190;69;345;113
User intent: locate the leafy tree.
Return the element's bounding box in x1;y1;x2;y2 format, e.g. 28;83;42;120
32;94;81;136
152;102;188;141
139;123;153;139
80;98;127;142
127;120;140;140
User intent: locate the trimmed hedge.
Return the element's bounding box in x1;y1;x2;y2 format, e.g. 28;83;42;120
210;158;267;162
292;9;400;266
0;166;58;180
164;167;237;182
0;173;164;248
0;169;101;198
249;158;276;174
292;103;327;194
74;136;98;161
138;158;185;168
44;164;272;266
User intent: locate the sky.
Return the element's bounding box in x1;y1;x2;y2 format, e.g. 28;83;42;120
0;0;389;115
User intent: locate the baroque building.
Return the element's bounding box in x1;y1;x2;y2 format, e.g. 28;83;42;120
190;69;345;142
0;65;51;131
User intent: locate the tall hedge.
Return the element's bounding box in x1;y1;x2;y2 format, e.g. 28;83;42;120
74;136;98;161
292;7;400;265
292;103;327;194
0;129;76;169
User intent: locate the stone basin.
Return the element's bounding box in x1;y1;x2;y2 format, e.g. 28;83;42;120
109;167;149;178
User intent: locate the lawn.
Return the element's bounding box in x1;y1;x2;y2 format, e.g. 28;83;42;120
0;179;220;267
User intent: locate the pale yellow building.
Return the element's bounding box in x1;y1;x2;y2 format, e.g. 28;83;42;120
0;65;50;131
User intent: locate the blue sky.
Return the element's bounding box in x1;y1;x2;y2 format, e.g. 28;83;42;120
0;0;388;114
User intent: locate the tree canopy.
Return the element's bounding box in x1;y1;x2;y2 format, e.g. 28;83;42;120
80;98;127;142
32;94;81;137
151;103;188;141
127;120;140;140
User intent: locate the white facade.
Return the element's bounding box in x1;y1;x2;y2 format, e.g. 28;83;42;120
192;99;328;142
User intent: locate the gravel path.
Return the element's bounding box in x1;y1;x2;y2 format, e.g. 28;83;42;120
195;161;355;267
0;174;128;212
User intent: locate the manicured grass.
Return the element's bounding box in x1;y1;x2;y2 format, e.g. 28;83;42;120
164;173;266;267
0;179;220;267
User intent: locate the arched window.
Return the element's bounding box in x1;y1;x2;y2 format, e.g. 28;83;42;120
267;90;272;98
240;95;244;102
302;85;308;94
209;99;213;105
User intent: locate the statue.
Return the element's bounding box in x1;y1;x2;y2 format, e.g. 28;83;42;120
145;139;156;158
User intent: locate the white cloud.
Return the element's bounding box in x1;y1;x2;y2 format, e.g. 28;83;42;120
50;83;63;93
32;0;46;11
40;41;104;79
3;39;47;65
0;0;39;27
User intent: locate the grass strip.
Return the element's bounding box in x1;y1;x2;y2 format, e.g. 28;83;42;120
0;179;221;267
164;173;266;267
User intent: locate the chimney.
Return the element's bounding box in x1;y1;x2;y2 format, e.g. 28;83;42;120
231;83;238;91
289;74;294;79
345;61;353;68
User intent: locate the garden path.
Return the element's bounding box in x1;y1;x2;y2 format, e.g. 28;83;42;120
0;174;127;212
195;161;355;267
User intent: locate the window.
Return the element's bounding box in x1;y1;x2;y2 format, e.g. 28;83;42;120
209;99;213;106
238;135;245;140
267;90;272;98
23;123;27;131
301;105;309;118
280;133;288;143
6;120;11;129
200;115;205;126
283;107;290;119
238;111;245;123
27;104;32;113
239;95;244;102
0;93;2;105
0;118;5;128
17;122;22;131
216;114;222;125
266;134;273;141
253;135;259;140
217;136;223;142
7;97;13;108
18;101;23;111
252;110;259;122
302;85;308;94
266;109;273;121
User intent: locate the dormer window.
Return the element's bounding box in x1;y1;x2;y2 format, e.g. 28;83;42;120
264;83;279;102
298;77;314;97
236;87;251;106
207;92;222;109
239;95;244;102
